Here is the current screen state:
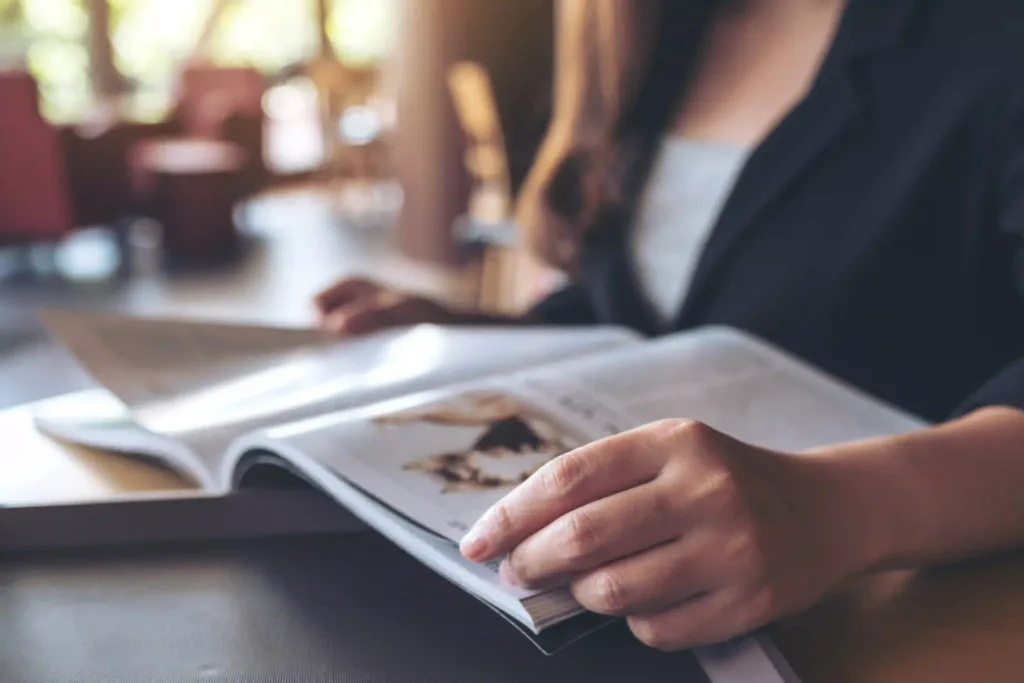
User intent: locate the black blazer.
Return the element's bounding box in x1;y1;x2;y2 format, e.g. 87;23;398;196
529;0;1024;423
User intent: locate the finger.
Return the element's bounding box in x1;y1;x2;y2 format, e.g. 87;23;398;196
460;425;670;563
335;301;403;336
314;277;380;316
505;479;683;587
567;535;712;616
627;588;762;652
328;294;440;336
346;296;443;335
321;296;386;336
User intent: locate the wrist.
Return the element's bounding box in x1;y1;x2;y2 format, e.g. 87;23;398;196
785;407;1024;585
784;436;914;582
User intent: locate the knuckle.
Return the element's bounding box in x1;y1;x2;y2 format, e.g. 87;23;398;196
648;488;677;521
646;418;690;443
656;419;718;472
561;509;600;560
647;418;680;430
672;419;716;450
543;450;589;497
487;503;514;538
588;570;630;615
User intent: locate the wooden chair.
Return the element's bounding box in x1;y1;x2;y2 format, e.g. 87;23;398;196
447;61;564;315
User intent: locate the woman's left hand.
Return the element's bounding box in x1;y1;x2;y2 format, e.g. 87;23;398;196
459;419;882;651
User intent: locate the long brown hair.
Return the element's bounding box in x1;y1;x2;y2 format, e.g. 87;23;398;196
516;0;717;272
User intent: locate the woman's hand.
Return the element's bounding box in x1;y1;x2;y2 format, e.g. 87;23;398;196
459;419;885;651
314;277;466;336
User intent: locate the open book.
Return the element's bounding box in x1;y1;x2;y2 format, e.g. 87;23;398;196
31;309;925;655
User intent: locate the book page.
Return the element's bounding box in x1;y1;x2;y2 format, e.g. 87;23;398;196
256;326;926;543
260;388;593;540
139;324;637;438
510;326;928;452
38;315;639;485
38;309;333;411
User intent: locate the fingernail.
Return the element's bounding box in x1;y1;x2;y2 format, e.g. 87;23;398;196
460;526;490;561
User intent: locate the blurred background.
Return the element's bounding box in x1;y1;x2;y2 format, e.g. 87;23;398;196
0;0;563;407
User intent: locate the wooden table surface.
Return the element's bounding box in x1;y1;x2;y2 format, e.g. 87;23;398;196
773;554;1024;682
4;396;1023;682
0;398;189;508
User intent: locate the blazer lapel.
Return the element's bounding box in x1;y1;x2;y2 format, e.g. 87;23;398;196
673;0;926;328
674;71;862;326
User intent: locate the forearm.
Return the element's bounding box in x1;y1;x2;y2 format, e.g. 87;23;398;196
794;407;1024;578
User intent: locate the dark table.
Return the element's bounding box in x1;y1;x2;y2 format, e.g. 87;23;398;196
0;533;729;683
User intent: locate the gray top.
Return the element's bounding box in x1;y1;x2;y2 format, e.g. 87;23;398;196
630;137;752;324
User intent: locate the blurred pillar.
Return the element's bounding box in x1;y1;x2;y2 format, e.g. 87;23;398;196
316;0;333;59
85;0;125;98
392;0;554;265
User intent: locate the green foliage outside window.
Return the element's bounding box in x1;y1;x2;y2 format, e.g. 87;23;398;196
2;0;397;121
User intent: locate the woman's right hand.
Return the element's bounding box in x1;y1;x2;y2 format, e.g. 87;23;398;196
314;277;464;337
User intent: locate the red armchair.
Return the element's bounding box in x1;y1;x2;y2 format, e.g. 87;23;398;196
0;71;75;245
0;70;169;250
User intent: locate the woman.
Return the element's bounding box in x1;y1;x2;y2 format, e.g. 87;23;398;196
316;0;1024;651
